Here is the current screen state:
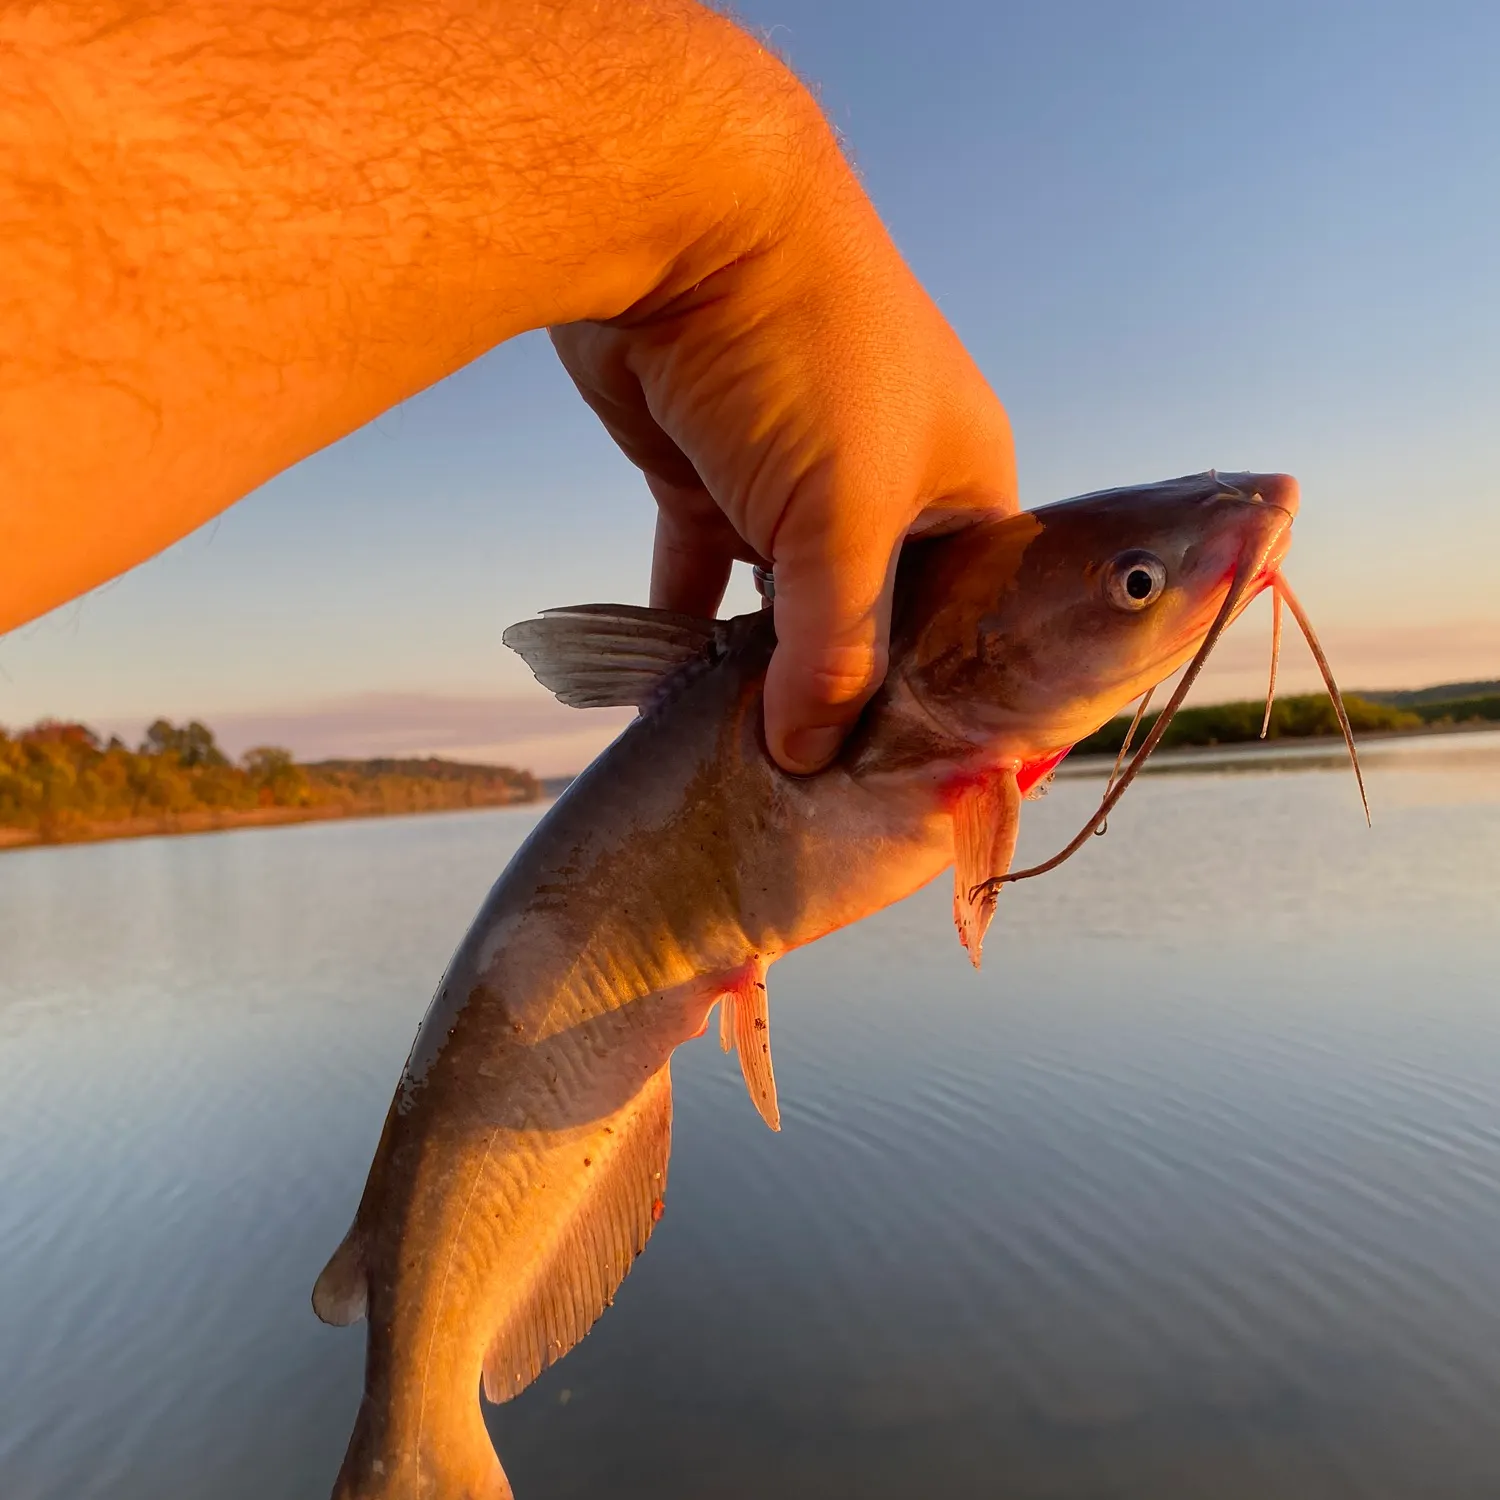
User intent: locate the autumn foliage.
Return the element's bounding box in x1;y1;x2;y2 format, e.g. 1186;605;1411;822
0;719;541;846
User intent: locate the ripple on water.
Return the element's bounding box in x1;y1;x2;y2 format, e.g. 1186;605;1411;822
0;742;1498;1498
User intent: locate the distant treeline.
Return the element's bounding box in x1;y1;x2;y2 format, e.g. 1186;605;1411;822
1367;679;1500;708
0;719;541;847
1077;690;1500;756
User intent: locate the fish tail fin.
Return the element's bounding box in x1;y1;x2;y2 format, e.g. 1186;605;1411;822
314;1218;511;1498
328;1393;514;1500
316;1060;681;1500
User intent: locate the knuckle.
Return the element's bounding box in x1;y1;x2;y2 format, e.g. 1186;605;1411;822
800;644;883;707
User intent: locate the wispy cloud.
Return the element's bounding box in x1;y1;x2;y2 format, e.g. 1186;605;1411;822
1183;615;1500;703
97;691;634;777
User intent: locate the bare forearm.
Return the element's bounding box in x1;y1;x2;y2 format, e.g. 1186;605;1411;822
0;0;819;630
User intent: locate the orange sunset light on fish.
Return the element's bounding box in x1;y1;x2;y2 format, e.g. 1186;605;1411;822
4;4;1496;1499
312;471;1367;1498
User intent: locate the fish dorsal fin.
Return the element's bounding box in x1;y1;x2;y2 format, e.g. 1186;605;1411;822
952;770;1021;969
716;958;780;1131
481;1061;675;1403
502;604;722;712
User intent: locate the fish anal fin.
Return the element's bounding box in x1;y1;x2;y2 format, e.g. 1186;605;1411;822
502;604;722;712
952;769;1022;969
481;1062;674;1403
311;1226;368;1327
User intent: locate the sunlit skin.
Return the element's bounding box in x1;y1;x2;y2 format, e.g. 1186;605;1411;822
0;0;1015;774
311;473;1300;1500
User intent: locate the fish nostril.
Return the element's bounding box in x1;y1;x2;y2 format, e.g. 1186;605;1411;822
1212;472;1300;517
1247;473;1300;516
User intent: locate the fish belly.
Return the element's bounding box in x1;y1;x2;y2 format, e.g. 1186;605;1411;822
323;965;717;1498
316;649;961;1498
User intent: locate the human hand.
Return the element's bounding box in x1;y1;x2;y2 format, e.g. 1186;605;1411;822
1;0;1012;703
551;128;1016;774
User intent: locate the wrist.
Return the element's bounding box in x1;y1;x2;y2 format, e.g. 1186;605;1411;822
550;5;845;325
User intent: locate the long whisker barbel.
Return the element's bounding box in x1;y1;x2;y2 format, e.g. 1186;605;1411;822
1272;571;1370;825
966;558;1372;908
1096;683;1158;836
1261;587;1282;739
968;553;1261;903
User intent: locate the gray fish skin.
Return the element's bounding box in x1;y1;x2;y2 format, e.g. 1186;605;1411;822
315;471;1297;1498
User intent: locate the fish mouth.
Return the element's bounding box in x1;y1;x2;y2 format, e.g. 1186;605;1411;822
1159;473;1298;666
1244;472;1299;579
1216;469;1299;517
1218;470;1299;584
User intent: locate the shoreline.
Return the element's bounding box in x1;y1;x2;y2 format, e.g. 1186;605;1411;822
0;797;542;857
4;722;1493;857
1062;717;1500;775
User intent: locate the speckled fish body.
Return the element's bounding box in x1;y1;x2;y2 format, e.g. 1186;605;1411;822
315;472;1298;1498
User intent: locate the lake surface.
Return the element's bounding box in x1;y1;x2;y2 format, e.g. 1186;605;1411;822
2;731;1498;1499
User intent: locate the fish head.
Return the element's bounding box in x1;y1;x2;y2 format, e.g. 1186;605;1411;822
895;470;1297;757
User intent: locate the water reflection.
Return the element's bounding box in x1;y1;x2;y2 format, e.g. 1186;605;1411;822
1;733;1497;1498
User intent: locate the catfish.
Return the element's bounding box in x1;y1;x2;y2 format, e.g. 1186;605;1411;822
313;470;1362;1498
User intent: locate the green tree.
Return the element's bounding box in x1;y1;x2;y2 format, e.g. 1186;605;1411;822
142;718;228;768
242;745;311;807
2;719;537;842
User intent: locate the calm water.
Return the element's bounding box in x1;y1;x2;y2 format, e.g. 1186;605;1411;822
2;733;1498;1500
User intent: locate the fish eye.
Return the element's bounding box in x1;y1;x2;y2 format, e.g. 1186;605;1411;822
1104;552;1168;612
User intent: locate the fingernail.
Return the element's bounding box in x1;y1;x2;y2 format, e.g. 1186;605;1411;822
781;726;843;774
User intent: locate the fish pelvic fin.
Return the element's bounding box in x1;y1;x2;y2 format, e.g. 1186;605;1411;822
312;1226;368;1327
952;769;1022;969
502;604;724;713
480;1061;675;1403
716;958;780;1132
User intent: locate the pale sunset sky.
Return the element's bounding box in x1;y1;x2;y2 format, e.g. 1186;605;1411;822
5;1;1497;774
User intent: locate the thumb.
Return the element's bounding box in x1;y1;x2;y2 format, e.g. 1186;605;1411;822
761;497;906;775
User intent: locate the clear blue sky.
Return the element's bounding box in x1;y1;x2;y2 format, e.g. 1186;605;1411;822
5;1;1497;772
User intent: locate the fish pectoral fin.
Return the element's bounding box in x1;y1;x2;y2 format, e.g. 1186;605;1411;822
311;1225;368;1326
502;604;723;712
482;1062;675;1404
952;769;1022;970
715;959;780;1132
